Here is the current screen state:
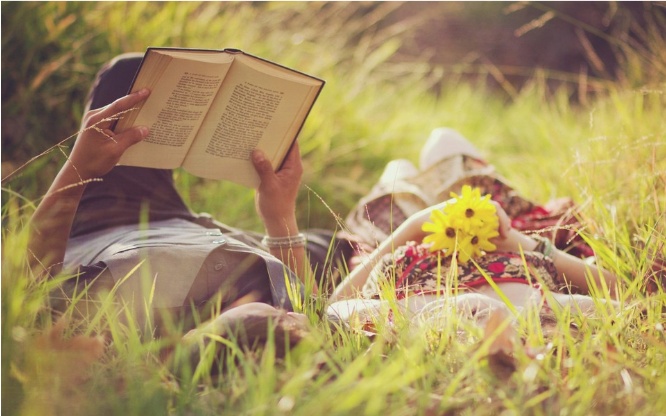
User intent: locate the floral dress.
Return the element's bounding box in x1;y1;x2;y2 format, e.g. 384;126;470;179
346;154;595;259
362;241;561;300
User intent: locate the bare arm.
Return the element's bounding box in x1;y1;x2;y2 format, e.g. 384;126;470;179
329;200;460;302
251;142;315;293
330;200;618;302
28;89;151;279
493;230;619;297
488;201;618;297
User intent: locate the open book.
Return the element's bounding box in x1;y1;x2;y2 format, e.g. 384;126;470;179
114;47;324;188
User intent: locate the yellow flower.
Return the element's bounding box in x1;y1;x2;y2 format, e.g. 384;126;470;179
447;185;498;232
422;208;457;253
422;185;499;263
461;224;499;261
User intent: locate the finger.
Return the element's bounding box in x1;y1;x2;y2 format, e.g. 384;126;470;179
283;141;301;165
251;149;275;183
280;142;302;171
112;126;150;149
497;210;512;237
488;201;507;236
88;88;151;127
277;142;303;179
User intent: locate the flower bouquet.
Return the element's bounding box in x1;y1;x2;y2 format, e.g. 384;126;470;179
422;185;499;263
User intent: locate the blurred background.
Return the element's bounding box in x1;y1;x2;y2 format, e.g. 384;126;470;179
393;2;658;89
3;5;666;416
2;1;664;230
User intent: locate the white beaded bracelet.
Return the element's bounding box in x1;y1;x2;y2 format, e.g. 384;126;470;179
261;233;306;248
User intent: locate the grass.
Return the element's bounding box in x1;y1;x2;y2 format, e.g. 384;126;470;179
2;2;666;415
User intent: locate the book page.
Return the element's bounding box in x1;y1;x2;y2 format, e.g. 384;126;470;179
182;59;319;187
117;57;233;168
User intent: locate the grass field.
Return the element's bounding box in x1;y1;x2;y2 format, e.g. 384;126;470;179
2;3;665;415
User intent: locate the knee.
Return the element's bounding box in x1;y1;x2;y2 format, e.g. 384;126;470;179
455;293;508;312
416;293;512;326
452;293;513;325
217;302;283;321
550;293;621;316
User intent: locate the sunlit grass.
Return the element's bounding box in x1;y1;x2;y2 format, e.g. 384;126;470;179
2;2;666;415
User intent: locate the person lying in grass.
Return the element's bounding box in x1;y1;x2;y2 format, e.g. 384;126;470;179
328;129;621;330
27;53;348;343
26;53;623;354
329;194;620;329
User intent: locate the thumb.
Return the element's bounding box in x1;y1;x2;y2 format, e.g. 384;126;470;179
492;201;512;238
251;149;274;179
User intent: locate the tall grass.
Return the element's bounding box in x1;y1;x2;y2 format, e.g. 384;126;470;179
2;2;665;415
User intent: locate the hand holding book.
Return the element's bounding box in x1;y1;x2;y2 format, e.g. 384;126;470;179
114;47;324;188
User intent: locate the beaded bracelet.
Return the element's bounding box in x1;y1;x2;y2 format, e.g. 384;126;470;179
531;235;556;258
261;233;306;249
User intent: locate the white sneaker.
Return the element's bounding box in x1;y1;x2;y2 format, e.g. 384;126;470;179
419;128;484;171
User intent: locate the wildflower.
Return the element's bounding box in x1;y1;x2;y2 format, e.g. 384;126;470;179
447;185;499;232
422;208;457;253
463;224;499;261
422;185;499;263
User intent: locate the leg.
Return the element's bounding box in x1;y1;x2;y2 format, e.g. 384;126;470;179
413;293;513;327
178;302;310;367
326;298;393;324
548;292;621;316
70;53;195;237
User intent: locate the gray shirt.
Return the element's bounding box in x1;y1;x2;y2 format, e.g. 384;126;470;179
64;218;299;315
